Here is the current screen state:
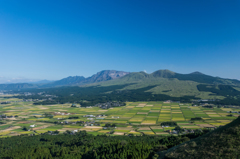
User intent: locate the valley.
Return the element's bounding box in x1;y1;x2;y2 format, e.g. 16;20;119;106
1;95;238;137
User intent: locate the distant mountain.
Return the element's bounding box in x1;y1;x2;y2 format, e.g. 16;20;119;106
41;76;85;88
152;69;175;78
111;71;148;82
114;69;240;86
190;71;204;75
91;69;240;102
42;70;130;87
0;83;36;90
161;116;240;159
1;69;240;94
84;70;130;83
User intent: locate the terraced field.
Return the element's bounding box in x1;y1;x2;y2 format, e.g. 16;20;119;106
0;96;239;137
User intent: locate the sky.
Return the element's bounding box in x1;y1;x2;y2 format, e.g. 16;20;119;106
0;0;240;83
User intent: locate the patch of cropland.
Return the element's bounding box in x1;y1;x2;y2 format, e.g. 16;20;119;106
162;116;240;159
0;98;238;138
0;97;239;159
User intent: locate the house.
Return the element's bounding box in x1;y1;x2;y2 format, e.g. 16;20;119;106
30;124;35;128
172;130;178;134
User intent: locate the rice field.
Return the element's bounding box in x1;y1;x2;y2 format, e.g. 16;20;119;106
0;96;239;137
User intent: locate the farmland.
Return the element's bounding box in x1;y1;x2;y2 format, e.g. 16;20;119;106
0;95;239;137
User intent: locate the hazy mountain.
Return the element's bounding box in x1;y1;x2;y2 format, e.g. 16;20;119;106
161;116;240;159
42;70;130;87
0;83;36;90
41;76;85;88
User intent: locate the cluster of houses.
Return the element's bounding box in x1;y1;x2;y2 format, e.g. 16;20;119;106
83;114;107;120
53;120;99;127
0;114;17;119
54;112;72;115
95;102;125;109
227;111;240;114
167;128;201;135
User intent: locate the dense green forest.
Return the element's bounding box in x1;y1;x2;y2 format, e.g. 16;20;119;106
13;82;240;106
0;130;207;159
14;85;198;106
197;84;240;105
161;117;240;159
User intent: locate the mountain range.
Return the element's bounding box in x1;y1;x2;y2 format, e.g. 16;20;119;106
0;69;240;90
0;70;130;90
1;69;240;102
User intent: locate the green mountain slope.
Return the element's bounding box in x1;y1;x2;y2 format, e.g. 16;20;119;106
161;116;240;159
91;70;240;100
7;69;240;105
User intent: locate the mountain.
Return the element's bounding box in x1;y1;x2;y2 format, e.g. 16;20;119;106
1;69;240;99
0;70;130;90
92;69;240;102
110;69;240;86
0;83;36;91
42;70;130;87
83;70;130;84
41;76;85;88
160;116;240;159
152;69;175;78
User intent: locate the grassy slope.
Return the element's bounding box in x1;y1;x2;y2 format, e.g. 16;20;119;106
86;72;225;99
161;116;240;159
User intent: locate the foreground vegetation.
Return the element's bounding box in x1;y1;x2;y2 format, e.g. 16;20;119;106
0;117;239;159
162;116;240;159
0;130;206;159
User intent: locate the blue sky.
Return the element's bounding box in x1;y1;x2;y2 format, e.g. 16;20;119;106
0;0;240;83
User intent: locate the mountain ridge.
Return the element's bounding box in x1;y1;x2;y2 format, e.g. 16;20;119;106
0;69;240;91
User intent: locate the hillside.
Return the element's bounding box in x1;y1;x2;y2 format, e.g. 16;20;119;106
161;116;240;159
92;70;240;101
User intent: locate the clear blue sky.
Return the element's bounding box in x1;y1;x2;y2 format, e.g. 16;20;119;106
0;0;240;83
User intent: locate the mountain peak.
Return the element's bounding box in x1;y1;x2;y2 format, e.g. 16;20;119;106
190;71;205;75
151;69;175;78
86;70;130;83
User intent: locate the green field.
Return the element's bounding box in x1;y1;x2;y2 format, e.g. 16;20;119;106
0;96;239;137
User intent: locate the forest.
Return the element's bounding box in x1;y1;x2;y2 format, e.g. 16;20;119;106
9;83;240;106
0;130;208;159
14;85;197;106
197;84;240;105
